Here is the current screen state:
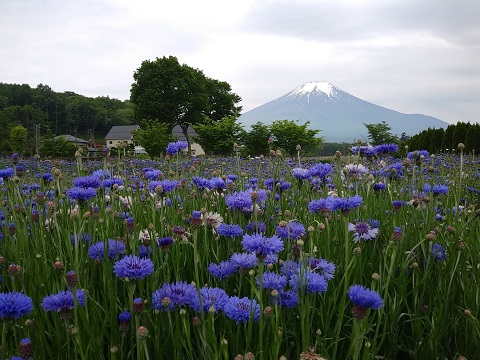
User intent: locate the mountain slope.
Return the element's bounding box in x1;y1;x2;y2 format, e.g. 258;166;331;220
238;82;448;142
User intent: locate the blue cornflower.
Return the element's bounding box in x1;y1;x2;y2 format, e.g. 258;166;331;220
217;223;244;238
191;176;211;189
348;221;379;242
432;184;448;195
0;292;33;320
306;257;336;280
348;285;383;318
392;200;407;211
308;198;328;214
119;310;131;323
190;287;228;313
88;239;126;261
276;221;306;241
42;172;54;182
41;289;86;317
102;178;124;188
208;261;237;279
326;195;362;213
92;169;111;179
67;187;97;201
209;177;227;191
0;167;15;180
148;180;179;193
431;243;447;262
156;237;174;250
292;168;311;180
374;143;398;154
144;169;163;180
230;252;258;270
139;245;153;258
113;255;154;280
407;150;429;159
224;296;260;323
274;289;299;308
70;232;92;245
373;182;386;191
166;141;188;155
152;281;197;311
241;233;284;258
289;271;328;295
256;271;287;291
73;176;101;189
309;163;333;179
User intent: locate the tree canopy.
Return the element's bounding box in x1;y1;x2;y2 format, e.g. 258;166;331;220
363;121;398;145
132;119;175;158
270;120;322;157
130;56;242;155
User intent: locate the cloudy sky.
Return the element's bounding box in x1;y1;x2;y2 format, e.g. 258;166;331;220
1;0;479;125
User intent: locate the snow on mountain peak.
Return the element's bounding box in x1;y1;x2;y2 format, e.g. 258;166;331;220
290;81;335;97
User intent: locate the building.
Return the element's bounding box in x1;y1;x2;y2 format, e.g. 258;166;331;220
53;134;89;146
172;125;205;156
104;125;140;149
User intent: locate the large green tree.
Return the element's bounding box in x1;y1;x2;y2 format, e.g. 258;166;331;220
270;120;322;157
132;119;175;158
130;56;242;155
10;125;28;155
239;121;271;157
363;121;398;145
192;116;243;155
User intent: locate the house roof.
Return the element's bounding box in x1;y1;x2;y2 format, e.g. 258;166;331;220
53;135;89;144
104;125;140;140
172;125;198;141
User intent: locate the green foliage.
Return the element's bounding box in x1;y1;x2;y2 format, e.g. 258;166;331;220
40;137;77;157
130;56;241;155
192;116;243;155
239;121;271;157
363;121;398;145
132;119;175;158
9;125;27;154
270;120;322;156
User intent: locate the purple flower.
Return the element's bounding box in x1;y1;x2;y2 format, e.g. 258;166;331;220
241;233;284;258
326;195;363;213
113;255;154;280
41;289;86;316
152;281;197;311
148;180;179;193
308;198;328;214
348;221;379;242
217;223;244;238
67;187;97;201
230;252;258;270
348;285;383;310
432;185;448;195
309;163;333;179
208;261;237;280
0;292;33;320
224;296;260;323
102;178;124;188
0;167;15;179
245;221;267;233
256;271;287;291
292;168;311;180
118;310;131;323
166;141;188;155
156;237;174;250
73;176;101;189
190;287;228;313
431;243;447;262
289;271;328;295
276;221;306;241
407;150;429;159
274;289;299;308
88;239;126;261
306;257;336;280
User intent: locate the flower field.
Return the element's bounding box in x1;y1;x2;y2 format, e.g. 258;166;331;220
0;144;479;360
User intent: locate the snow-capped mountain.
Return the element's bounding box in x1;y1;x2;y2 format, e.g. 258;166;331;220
237;81;448;142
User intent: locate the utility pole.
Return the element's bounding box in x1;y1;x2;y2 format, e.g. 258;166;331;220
35;124;41;155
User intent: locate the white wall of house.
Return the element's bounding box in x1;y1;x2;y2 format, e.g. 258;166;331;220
106;139;134;149
180;142;205;156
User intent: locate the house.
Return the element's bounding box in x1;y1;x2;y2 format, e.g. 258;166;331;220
53;135;89;146
104;125;140;149
172;125;205;156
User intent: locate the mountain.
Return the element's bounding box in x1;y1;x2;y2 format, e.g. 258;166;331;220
237;81;449;143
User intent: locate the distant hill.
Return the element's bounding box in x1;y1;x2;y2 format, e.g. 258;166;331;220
237;81;449;142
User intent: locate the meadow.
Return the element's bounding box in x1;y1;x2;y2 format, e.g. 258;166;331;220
0;143;479;360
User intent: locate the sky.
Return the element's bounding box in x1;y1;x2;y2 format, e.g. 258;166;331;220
1;0;479;125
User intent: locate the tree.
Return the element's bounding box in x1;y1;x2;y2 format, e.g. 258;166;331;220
192;116;243;155
130;56;241;155
239;121;271;157
40;137;76;158
270;120;322;157
10;125;27;155
363;121;398;145
132;119;175;158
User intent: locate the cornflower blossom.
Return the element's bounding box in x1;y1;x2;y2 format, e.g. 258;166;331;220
225;190;266;214
217;223;244;238
152;281;197;311
113;255;154;280
342;163;369;179
308;198;328;214
88;239;126;261
309;163;333;179
230;252;258;270
407;150;429;159
432;185;449;196
209;177;227;191
374;143;399;155
144;170;163;180
92;169;111;179
0;292;33;320
166;141;188;155
156;237;174;250
348;285;383;319
373;182;386;191
245;221;267;233
264;178;291;191
224;296;261;323
351;145;375;157
289;271;328;295
102;178;124;188
306;257;336;280
191;176;210;190
292;168;311;180
348;221;379;242
208;261;237;280
148;180;179;193
190;287;228;313
67;187;97;202
275;289;299;308
0;167;15;180
241;233;284;259
326;195;363;213
431;243;447;262
276;221;306;241
73;176;101;189
392;200;407;211
256;271;287;291
41;289;86;317
204;212;224;230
